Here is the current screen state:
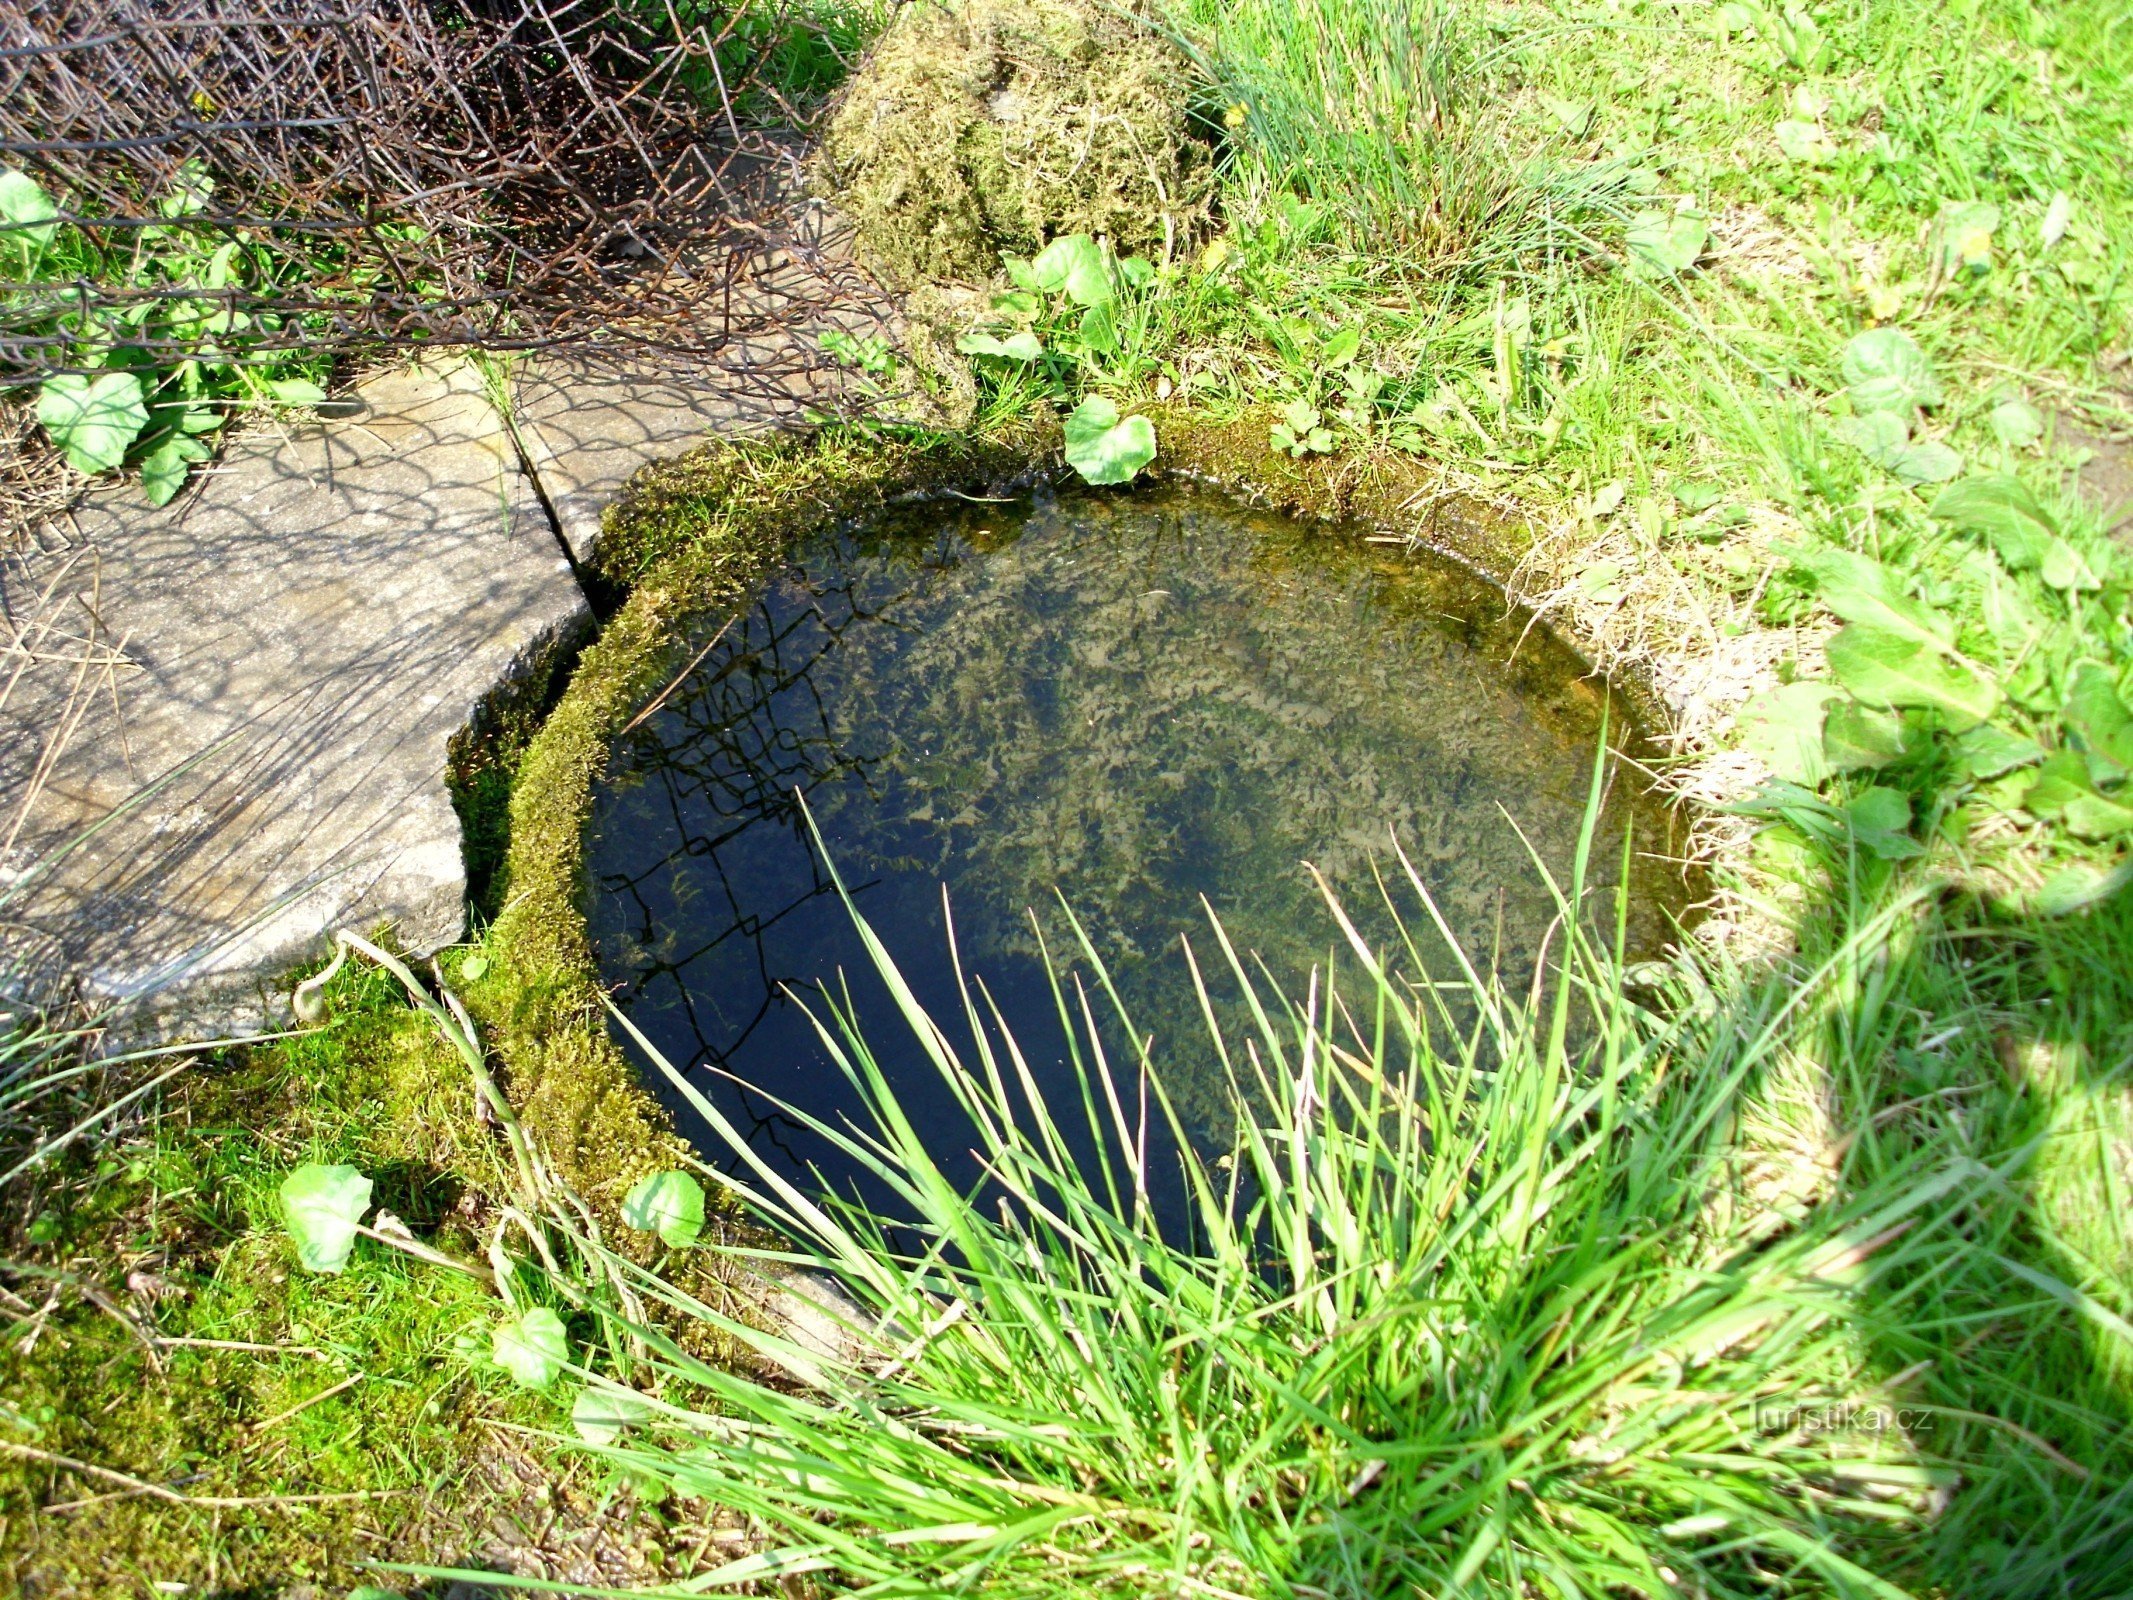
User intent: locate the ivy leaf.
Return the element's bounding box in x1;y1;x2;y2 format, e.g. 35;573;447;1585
572;1386;652;1445
621;1170;706;1248
1029;235;1114;308
1626;208;1708;276
2064;663;2133;782
266;378;327;407
1734;682;1837;785
37;371;149;475
1846;786;1923;860
1893;441;1963;485
1953;723;2043;781
279;1163;373;1274
492;1307;570;1390
0;167;60;264
1799;548;1955;652
1823;700;1909;771
957;331;1044;361
139;432;212;506
1825;623;1999;730
1835;410;1910;469
1063;397;1157;485
1840;328;1942;413
1989;399;2043;449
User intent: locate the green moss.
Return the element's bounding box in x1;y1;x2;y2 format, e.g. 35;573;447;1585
0;962;563;1594
818;0;1213;286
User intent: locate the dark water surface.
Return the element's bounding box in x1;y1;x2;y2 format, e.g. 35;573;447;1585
587;486;1680;1214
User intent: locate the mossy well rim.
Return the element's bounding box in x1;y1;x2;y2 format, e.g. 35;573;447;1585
460;412;1689;1212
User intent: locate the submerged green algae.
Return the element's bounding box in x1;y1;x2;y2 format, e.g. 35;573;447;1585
584;484;1684;1193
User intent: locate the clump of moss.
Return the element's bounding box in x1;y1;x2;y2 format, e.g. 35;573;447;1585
819;0;1213;286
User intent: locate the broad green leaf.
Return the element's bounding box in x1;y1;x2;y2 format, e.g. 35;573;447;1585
1280;398;1321;434
1063;396;1157;486
621;1170;706;1248
1840;327;1941;413
1845;786;1923;860
280;1162;372;1274
1029;235;1113;308
1953;723;2043;781
1823;700;1908;771
1118;256;1156;288
1825;623;1998;730
957;330;1044;361
492;1306;570;1390
1800;547;1954;651
1893;441;1963;485
1774;119;1835;165
1734;682;1837;786
460;952;491;980
1319;324;1362;367
572;1386;652;1445
2065;663;2133;781
348;1588;406;1600
37;371;149;475
139;432;211;506
1989;399;2043;449
2039;538;2103;592
1834;410;1909;469
1078;302;1119;355
266;378;327;407
2064;790;2133;839
1928;474;2057;566
1626;208;1708;276
2023;749;2097;819
0;167;59;261
157;158;213;218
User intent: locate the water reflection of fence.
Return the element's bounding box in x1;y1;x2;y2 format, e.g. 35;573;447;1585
0;0;883;385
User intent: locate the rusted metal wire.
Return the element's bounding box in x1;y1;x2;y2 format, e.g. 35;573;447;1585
0;0;887;384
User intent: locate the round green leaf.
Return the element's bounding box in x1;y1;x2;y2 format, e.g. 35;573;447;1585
1840;328;1941;414
37;372;149;476
1626;208;1708;276
572;1385;652;1445
1030;235;1114;307
621;1170;706;1248
1063;397;1157;486
1988;399;2043;449
1734;682;1837;786
0;167;59;260
492;1306;570;1390
279;1162;373;1275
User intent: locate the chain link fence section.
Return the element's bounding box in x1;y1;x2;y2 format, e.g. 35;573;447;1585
0;0;884;383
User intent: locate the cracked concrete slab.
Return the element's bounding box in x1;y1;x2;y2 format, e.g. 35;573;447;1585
1;191;886;1041
1;357;586;1035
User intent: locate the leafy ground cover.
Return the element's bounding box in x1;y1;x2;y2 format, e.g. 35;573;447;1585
5;0;2132;1594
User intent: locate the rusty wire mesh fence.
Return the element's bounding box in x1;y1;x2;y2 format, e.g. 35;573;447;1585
0;0;893;537
0;0;888;366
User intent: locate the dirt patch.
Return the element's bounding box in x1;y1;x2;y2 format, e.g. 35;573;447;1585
817;0;1212;286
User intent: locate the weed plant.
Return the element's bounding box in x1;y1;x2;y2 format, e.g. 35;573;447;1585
374;783;2127;1598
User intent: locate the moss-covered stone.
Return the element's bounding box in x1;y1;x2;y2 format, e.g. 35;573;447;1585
818;0;1213;286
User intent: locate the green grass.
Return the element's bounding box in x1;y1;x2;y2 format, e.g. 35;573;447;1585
0;956;579;1595
6;0;2132;1591
357;780;2130;1599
